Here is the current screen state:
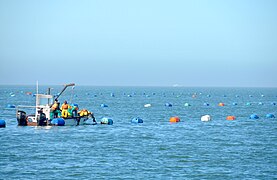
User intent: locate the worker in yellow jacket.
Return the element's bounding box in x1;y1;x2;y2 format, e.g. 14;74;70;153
61;101;69;118
51;99;60;118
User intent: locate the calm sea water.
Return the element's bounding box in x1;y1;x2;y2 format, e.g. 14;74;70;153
0;86;276;179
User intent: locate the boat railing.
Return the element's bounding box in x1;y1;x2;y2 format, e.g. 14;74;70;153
17;105;50;109
17;105;37;109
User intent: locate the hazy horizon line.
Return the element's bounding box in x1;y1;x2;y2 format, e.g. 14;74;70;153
0;83;276;88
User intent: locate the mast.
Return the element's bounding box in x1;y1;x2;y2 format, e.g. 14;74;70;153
47;87;51;105
36;81;39;107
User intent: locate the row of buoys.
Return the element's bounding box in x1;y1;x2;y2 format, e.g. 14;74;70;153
6;90;277;99
201;115;237;122
0;119;6;128
162;102;276;107
1;113;275;127
100;117;144;125
94;113;276;125
87;93;274;98
173;113;276;123
5;102;275;110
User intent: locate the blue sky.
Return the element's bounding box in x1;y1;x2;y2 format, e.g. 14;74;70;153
0;0;276;87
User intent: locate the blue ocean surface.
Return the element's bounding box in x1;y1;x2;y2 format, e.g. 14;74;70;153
0;86;276;179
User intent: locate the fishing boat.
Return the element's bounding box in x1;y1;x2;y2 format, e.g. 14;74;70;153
16;83;96;126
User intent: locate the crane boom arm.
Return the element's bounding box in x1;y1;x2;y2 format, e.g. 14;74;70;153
55;83;75;100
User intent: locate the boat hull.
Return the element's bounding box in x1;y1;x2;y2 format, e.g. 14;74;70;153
62;117;89;126
19;116;92;126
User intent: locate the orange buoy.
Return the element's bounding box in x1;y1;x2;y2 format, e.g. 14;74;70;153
226;116;236;120
169;116;180;123
218;103;225;106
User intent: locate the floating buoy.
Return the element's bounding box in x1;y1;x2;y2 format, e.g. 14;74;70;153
207;95;211;97
127;95;132;97
100;104;108;107
261;94;265;97
250;114;259;119
26;92;32;95
101;117;113;125
246;102;251;106
131;117;143;123
201;115;211;122
232;102;238;106
271;102;276;106
226;116;236;120
165;103;172;107
184;103;191;107
0;120;6;128
169;116;180;123
218;103;225;106
266;113;275;118
203;103;209;106
258;102;263;105
110;93;115;97
51;118;65;126
6;104;16;108
235;95;239;97
144;104;151;108
249;95;253;97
